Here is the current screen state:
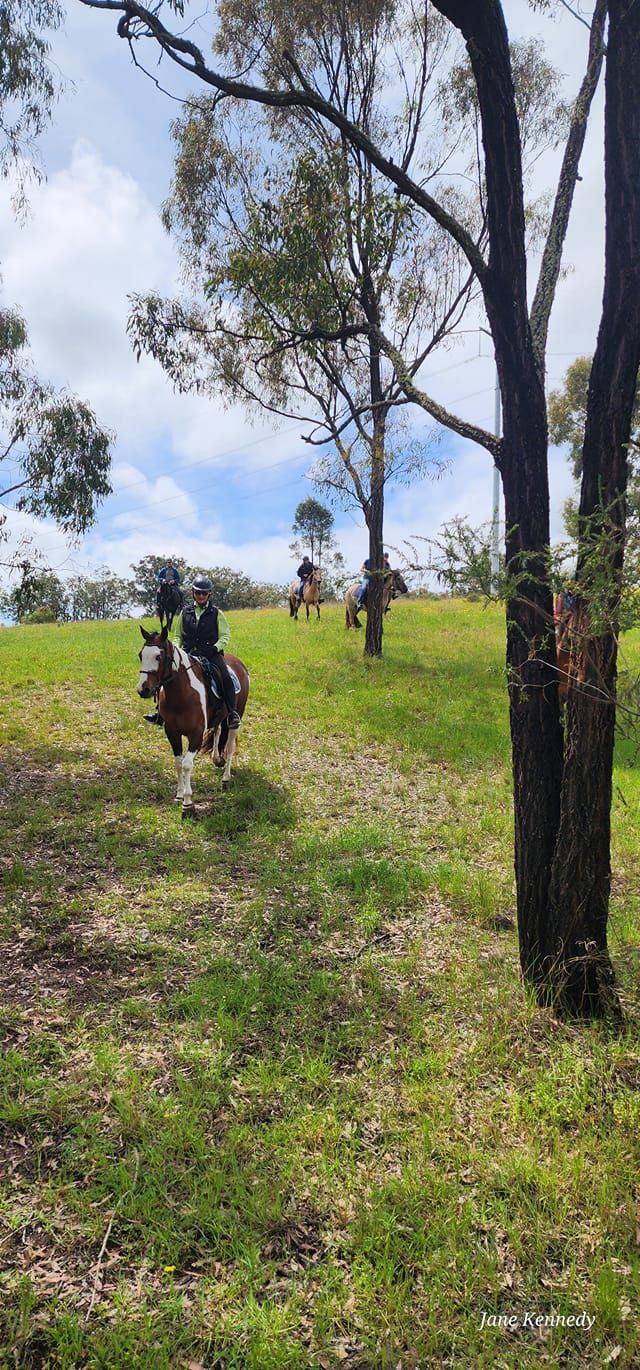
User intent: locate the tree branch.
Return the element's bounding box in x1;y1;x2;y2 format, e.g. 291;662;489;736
529;0;608;369
77;0;488;280
377;330;502;459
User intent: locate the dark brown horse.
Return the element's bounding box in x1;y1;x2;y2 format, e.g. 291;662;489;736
137;626;250;812
157;579;183;633
288;569;322;620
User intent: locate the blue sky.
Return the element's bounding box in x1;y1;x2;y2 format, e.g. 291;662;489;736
0;0;605;588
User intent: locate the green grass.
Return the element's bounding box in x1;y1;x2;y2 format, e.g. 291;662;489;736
0;599;638;1368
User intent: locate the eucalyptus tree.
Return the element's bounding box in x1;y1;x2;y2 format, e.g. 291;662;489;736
128;7;470;655
78;0;640;1020
550;357;640;547
291;499;335;568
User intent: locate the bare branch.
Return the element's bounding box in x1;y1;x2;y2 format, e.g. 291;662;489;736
78;0;488;280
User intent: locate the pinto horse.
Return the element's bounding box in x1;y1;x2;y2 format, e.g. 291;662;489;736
288;569;322;620
157;579;183;633
344;568;408;629
137;626;250;813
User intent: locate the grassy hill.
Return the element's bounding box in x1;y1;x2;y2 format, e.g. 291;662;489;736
0;599;638;1368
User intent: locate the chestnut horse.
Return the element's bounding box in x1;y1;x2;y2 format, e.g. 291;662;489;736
137;626;250;813
344;568;408;629
289;569;322;620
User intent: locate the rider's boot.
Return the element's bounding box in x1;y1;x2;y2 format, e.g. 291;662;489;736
227;708;242;730
144;710;164;725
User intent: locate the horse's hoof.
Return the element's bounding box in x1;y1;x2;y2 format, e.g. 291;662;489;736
174;796;184;804
181;805;197;821
221;779;231;790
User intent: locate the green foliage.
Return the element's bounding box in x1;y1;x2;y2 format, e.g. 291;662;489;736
291;498;335;566
549;355;640;531
0;564;133;623
425;516;500;599
444;37;569;167
129;555;284;613
8;394;112;535
0;0;64;188
22;605;57;624
0;565;67;623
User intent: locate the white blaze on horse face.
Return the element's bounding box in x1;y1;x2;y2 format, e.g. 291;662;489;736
137;645;163;694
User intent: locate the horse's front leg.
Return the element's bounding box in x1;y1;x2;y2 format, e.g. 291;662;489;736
179;746;199;815
165;730;184;803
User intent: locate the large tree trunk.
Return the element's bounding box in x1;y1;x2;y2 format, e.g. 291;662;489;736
545;0;640;1017
436;0;566;994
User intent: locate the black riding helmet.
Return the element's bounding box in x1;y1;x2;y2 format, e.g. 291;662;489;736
192;576;213;596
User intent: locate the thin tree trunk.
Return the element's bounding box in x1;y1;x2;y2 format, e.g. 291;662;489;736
364;421;385;657
363;270;387;659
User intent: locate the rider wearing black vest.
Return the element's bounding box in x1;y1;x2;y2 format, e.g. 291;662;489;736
144;576;241;728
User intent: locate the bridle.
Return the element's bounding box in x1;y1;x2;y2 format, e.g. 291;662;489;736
140;637;180;692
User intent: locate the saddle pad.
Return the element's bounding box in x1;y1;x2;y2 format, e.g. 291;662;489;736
208;665;242;699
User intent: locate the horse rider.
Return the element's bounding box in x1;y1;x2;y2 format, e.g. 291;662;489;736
156;557;181;607
145;576;242;729
355;552;391;609
157;557;181;587
296;555;316;601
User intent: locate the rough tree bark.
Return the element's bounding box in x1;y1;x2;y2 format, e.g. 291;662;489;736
431;0;565;997
546;0;640;1016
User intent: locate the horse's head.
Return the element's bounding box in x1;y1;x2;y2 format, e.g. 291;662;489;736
312;569;322;585
392;570;409;596
137;624;170;697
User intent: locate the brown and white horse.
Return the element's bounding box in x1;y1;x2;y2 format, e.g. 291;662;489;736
137;626;250;813
344;568;408;629
288;569;322;620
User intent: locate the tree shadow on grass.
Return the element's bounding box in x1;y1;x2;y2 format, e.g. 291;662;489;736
0;743;294;1016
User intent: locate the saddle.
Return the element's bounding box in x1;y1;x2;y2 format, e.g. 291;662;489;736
190;654;241;702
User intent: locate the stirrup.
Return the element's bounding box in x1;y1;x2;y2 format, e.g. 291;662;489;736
144;711;163;725
227;710;241;730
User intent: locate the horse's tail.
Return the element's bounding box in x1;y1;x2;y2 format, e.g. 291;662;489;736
201;727;215;755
